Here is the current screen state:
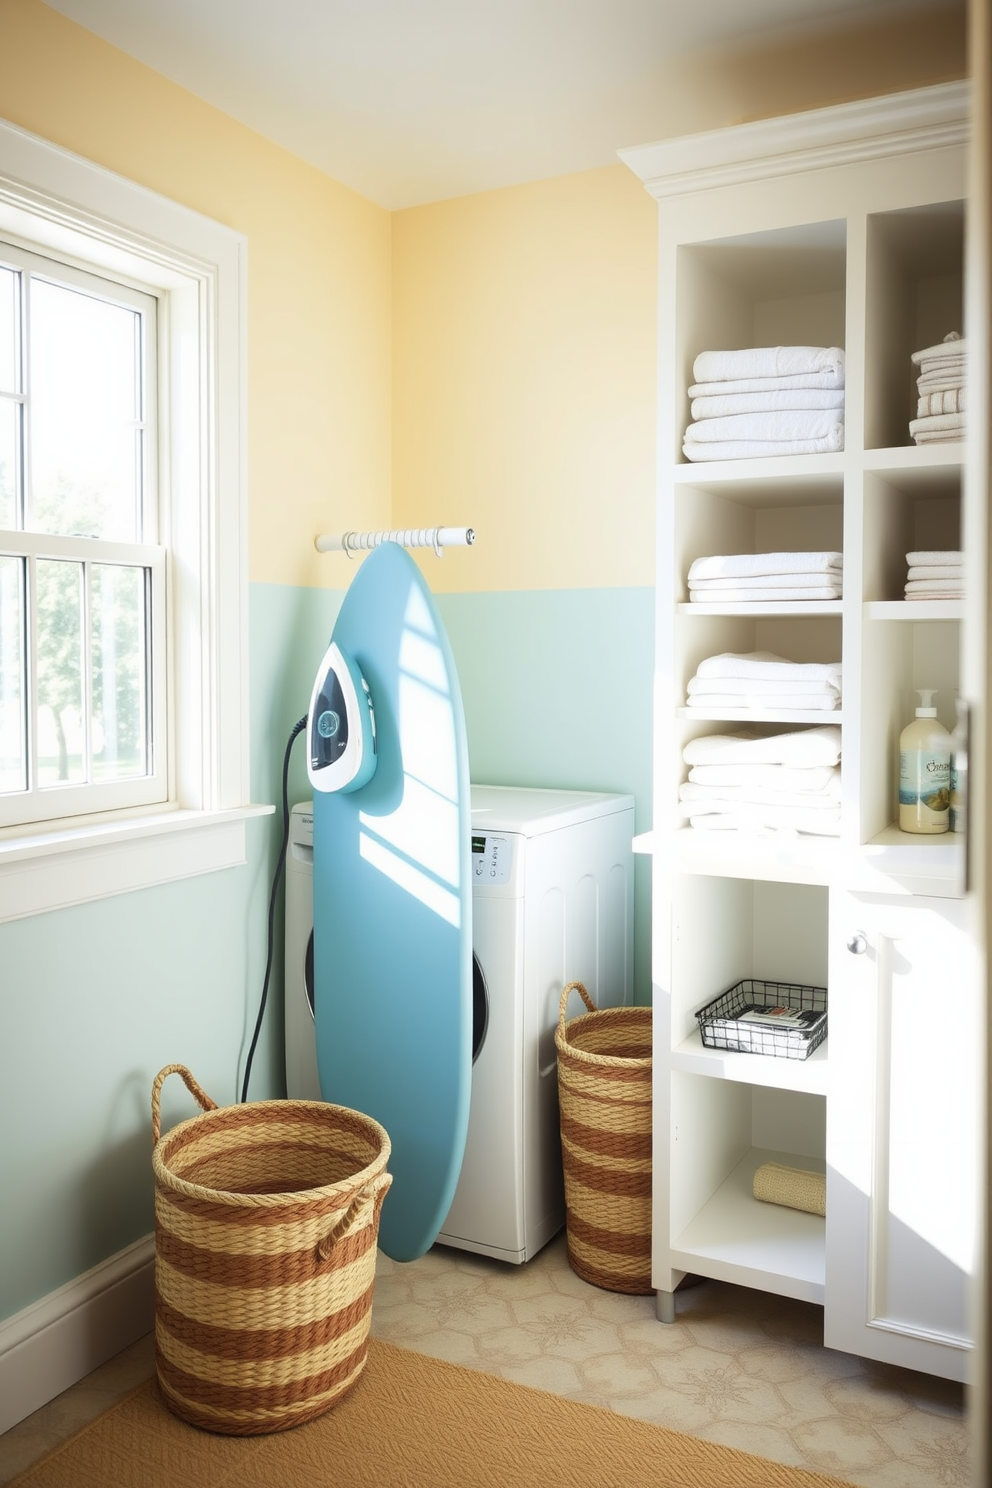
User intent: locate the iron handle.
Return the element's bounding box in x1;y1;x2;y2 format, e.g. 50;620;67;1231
847;931;868;955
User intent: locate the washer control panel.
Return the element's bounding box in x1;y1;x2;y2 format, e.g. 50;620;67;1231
471;832;513;885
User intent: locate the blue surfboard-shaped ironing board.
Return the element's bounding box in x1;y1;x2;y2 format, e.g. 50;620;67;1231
312;542;472;1262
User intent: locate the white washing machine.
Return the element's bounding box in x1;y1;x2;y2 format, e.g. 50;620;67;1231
284;784;635;1264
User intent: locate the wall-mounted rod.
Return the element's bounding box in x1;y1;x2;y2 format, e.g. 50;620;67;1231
315;525;475;558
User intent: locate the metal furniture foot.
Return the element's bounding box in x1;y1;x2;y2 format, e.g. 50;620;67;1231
655;1289;676;1324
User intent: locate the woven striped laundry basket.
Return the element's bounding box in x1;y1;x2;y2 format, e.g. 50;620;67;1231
151;1064;391;1435
555;983;653;1294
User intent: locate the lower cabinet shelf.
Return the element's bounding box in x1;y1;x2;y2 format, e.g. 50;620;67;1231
671;1030;829;1095
670;1147;825;1305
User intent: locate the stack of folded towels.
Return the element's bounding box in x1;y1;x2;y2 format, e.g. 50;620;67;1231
904;549;964;600
685;652;842;714
688;551;842;603
909;332;965;445
684;346;846;462
680;725;842;836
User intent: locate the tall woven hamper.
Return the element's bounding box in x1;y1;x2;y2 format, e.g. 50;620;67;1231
151;1064;391;1435
555;982;653;1294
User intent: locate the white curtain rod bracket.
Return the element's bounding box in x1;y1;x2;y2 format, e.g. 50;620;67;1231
315;525;475;558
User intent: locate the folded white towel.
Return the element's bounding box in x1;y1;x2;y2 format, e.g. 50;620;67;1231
693;347;845;384
912;428;965;445
683;805;841;837
680;779;841;809
689;587;841;603
918;388;966;417
688;371;847;398
915;369;966;392
906;550;962;567
688;763;840;792
910;412;965;443
695;652;842;685
690;572;842;590
688;674;839;698
683;430;845;462
690;389;846;420
913;354;966;375
905;579;963;596
911;334;965;367
685;410;844;444
687;551;842;582
904;589;963;601
686;693;841;712
907;565;963;581
682;726;842;768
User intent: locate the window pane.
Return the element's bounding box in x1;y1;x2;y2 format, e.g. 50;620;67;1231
0;397;18;529
91;563;147;780
36;557;84;786
0;554;26;793
0;265;18;393
29;279;142;542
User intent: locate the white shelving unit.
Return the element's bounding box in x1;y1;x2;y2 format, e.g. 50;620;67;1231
623;82;975;1382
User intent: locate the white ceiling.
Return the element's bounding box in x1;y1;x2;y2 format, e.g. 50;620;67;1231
46;0;942;209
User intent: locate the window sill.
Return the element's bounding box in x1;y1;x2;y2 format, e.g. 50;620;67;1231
0;805;275;923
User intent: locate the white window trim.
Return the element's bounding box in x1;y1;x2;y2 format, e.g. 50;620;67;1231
0;118;270;922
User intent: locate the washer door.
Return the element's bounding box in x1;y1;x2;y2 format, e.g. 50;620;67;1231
472;953;489;1064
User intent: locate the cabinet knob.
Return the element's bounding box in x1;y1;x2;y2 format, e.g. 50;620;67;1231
847;931;868;955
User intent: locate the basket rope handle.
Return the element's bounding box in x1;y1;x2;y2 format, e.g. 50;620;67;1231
317;1172;393;1261
151;1064;219;1144
558;980;597;1039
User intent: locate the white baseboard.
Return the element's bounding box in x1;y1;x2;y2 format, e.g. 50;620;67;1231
0;1234;155;1434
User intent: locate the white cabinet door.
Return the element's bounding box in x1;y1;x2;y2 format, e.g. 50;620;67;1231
824;891;976;1382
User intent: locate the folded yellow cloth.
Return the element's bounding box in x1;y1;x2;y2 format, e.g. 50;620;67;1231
752;1162;825;1217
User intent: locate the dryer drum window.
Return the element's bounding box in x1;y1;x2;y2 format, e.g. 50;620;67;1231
307;930;488;1066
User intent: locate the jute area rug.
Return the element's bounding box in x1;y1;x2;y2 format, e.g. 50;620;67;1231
12;1340;855;1488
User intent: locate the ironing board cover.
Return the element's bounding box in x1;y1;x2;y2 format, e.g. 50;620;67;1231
312;542;472;1261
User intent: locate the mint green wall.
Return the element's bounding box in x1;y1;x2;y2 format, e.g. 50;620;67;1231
437;587;654;1004
0;576;651;1322
0;583;340;1321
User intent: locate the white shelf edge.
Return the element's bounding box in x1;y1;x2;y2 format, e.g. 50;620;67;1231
862;443;964;471
678;601;843;617
671;453;847;483
866;600;964;621
671;1029;829;1095
678;707;843;724
670;1147;825;1303
635;827;963;894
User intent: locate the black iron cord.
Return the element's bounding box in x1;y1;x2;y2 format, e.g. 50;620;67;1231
241;713;308;1103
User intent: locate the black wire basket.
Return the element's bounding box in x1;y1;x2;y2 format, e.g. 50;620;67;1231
695;979;827;1061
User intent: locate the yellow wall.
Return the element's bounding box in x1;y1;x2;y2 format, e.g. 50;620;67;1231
391;1;967;594
0;0;392;590
0;0;967;596
392;166;658;593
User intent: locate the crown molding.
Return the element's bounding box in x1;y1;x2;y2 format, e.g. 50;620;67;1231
619;81;970;201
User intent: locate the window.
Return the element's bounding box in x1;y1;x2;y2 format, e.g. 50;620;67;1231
1;243;167;827
0;118;260;922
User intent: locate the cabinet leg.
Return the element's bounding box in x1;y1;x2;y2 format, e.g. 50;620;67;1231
655;1289;676;1324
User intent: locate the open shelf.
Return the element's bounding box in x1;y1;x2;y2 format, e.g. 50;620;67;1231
671;827;839;886
866;601;963;621
672;1028;829;1095
670;1146;825;1304
680;601;843;617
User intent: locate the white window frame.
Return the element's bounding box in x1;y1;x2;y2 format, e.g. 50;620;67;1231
0;117;267;922
1;242;167;825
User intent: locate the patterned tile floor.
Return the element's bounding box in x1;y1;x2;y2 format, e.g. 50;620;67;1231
0;1233;969;1487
